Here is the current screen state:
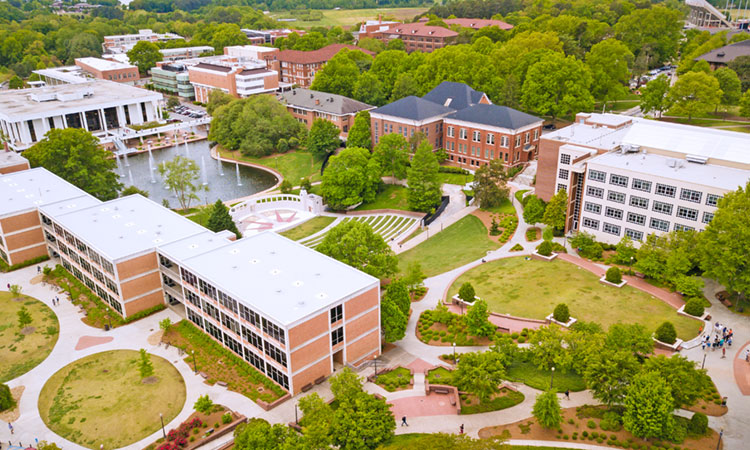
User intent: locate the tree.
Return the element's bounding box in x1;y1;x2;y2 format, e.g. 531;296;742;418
714;67;742;112
553;303;569;323
472;159;509;209
206;199;241;239
528;325;570;372
381;295;407;343
613;6;683;66
24;128;122;201
668;71;722;121
9;284;22;299
533;390;562;429
330;367;363;401
605;323;654;356
458;282;476;303
605;267;622;284
331;391;395;450
310;49;365;98
407;141;441;212
584;349;641;406
166;97;180;109
587;39;634;102
404;262;426;295
542;189;567;232
298;393;334;449
194;394;213;413
640;75;671;117
158;156;205;210
317;220;398;279
8;75;23;89
234;418;303;450
623;371;675;441
521;53;594;120
138;348;154;379
643;355;708;409
127;41;162;74
453;351;506;401
321;147;380;210
465;299;495;337
729;55;750;91
391;72;419;102
655;321;677;345
373;133;409;180
347;111;372;149
523;195;545;225
353;72;388;107
699;181;750;302
612;236;637;266
159;317;171;331
17;306;31;328
207;90;235;115
741;89;750;118
120;186;149;198
387;39;406;51
0;383;15;412
307;118;341;159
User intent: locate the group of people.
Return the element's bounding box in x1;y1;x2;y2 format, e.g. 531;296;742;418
702;323;734;359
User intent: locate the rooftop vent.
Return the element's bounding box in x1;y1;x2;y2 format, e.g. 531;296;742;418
686;154;708;164
717;52;725;57
270;268;281;275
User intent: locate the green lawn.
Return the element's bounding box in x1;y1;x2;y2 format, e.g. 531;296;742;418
514;189;529;205
481;197;515;215
397;215;500;277
279;216;335;241
218;148;322;186
438;172;474;186
506;358;586;393
38;350;186;449
446;257;702;340
356;184;410;211
375;367;413;392
270;7;429;28
0;291;59;383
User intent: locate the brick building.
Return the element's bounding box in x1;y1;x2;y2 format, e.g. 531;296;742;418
272;44;373;88
370;23;458;53
278;88;374;139
370;96;454;149
443;18;514;30
74;58;140;84
188;61;279;103
103;29;183;54
242;29;305;45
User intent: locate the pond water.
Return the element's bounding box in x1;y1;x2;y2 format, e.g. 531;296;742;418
117;140;277;207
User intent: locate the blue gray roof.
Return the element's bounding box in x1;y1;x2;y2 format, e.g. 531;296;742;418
371;96;455;121
447;104;542;129
422;81;487;111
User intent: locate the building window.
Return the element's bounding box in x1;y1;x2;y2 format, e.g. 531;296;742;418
632;178;652;192
702;212;714;224
557;183;567;193
652;201;673;215
199;279;217;300
584;202;601;214
649;218;670;232
589;170;606;182
676;206;698;221
603;222;621;236
525;132;530;144
223;332;243;357
202;300;220;322
186;290;201;308
500;136;508;147
679;188;702;203
264;341;287;368
459;128;467;140
332;327;344;346
604;207;623;220
626;212;646;226
558;169;569;180
239;303;260;328
262;318;285;345
218;290;238;314
655;183;676;197
472;130;480;142
181;268;197;287
629;196;649;209
560;154;571;165
187;307;203;329
330;304;343;323
242;326;263;350
221;312;240;335
582;217;600;230
706;193;721;207
625;228;643;241
607;191;626;204
447;126;454;137
486;133;494;145
674;224;695;232
534;129;539;140
610;174;629;187
266;364;289;390
586;186;604;198
515;135;521;147
243;346;265;372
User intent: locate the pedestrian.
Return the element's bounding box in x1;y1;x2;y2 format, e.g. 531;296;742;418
460;424;464;434
745;349;750;362
565;389;570;400
8;422;13;434
722;347;726;359
37;266;41;273
401;416;408;427
702;341;706;351
720;338;725;348
728;337;733;347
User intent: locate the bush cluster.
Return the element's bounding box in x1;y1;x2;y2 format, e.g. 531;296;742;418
537;240;553;256
683;298;705;317
497;216;518;243
418;309;477;346
438;166;469;174
553;303;570;323
0;383;15;412
605;267;622;284
689;412;708;435
655;321;677;345
510;243;524;251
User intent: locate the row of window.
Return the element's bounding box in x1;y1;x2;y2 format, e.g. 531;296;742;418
581;214;700;236
584;200;714;224
447;127;538;146
58;242;119;295
587;170;721;206
46;217;114;275
61;258;123;314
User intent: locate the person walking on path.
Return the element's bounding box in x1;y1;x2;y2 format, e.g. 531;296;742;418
564;389;570;400
460;424;464;434
401;416;408;427
722;347;727;359
8;422;13;434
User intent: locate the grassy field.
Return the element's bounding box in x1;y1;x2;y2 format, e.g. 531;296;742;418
218;148;322;186
356;184;410;211
0;291;59;383
38;350;186;449
397;215;500;277
446;257;702;340
438;172;474;186
271;7;428;28
480;197;515;215
506;358;586;393
279;216;335;240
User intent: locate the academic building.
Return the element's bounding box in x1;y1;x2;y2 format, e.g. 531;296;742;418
0;157;381;394
272;44;373;88
536;113;750;244
278;88;374;139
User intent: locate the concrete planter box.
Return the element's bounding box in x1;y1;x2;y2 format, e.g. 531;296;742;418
677;304;710;321
599;276;627;288
653;337;683;351
546;314;577;328
531;251;557;261
451;294;480;307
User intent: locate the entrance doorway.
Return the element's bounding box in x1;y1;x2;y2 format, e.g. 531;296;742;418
332;349;344;371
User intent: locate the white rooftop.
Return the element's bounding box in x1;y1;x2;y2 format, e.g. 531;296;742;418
578;112;633;127
0;151;28;169
157;230;233;262
33;66;89;84
160;46;214;56
587;151;750;192
40;194;101;218
180;232;378;327
50;194;208;261
76;57;136;71
0;168;92;217
544;121;628;150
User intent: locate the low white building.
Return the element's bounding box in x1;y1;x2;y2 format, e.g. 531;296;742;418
0;80;164;151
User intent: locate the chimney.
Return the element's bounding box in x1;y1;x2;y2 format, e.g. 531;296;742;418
315;99;320;105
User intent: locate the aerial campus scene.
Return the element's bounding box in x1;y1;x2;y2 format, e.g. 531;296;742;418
1;0;750;449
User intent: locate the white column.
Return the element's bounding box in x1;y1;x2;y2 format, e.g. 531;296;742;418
81;112;89;131
116;105;125;128
100;109;108;132
62;114;68;129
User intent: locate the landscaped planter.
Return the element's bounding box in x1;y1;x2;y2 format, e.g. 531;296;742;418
599;276;626;288
677;304;710;321
546;314;577;328
531;251;557;261
653;337;683;351
451;294;480;307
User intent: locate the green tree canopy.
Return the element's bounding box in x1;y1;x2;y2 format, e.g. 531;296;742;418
311;49;371;98
120;186;149;198
346;110;372;149
453;351;506;402
126;40;162;74
533;390;562;429
24;128;121;201
158;155;205;210
206;199;241;239
587;38;634;102
384;279;410;316
521;52;594;120
317;220;398;279
321;146;380;210
307;118;341;159
639;74;671;117
373;133;410;179
740;89;750;118
623;371;675;440
523;195;546;225
729;55;750;91
234;418;303;450
643;355;708;410
465;299;495;337
668;71;723;121
407;141;442;212
472;159;509;209
381;294;407;343
542;188;567;232
714;67;742;109
613;6;683;66
353;71;388;107
584;348;641;406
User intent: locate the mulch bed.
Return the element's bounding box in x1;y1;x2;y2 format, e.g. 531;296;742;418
470;210;516;244
415;322;492;347
525;227;541;242
143;405;239;450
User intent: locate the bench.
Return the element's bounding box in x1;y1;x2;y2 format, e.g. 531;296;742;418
199;371;208;379
216;381;227;387
634;272;646;279
449;395;456;406
722;299;733;307
314;376;326;385
301;383;313;392
432;387;451;395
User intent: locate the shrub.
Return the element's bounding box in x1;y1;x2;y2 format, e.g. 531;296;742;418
511;332;519;339
0;384;15;412
689;412;708;435
553;303;570;323
194;395;213;414
600;411;622;431
214;422;220;429
280;179;293;194
655;321;677;344
458;282;476;303
684;298;705;317
537;240;553;256
542;227;553;242
517;336;526;343
222;413;232;424
588;420;597;429
510;243;524;251
605;267;622;284
582;431;589;437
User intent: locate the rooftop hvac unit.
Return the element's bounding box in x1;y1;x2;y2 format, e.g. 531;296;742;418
686;154;708;164
667;159;677;168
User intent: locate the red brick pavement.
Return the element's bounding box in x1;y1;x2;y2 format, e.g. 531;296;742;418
388;394;458;419
733;341;750;395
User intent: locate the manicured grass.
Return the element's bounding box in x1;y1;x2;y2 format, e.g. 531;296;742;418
397;215;500;277
356;184;410;211
506;358;586;393
38;350;186;449
184;205;211;227
514;189;529;205
481;197;515;215
426;367;454;386
375;367;412;392
218;148;322;185
270;7;429;27
438;172;474;186
460;389;524;415
279;216;336;241
0;292;59;383
447;257;702;340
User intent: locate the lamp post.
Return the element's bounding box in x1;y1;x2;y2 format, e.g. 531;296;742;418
453;342;457;364
160;413;166;439
373;357;378;379
702;352;707;370
630;256;634;276
716;428;723;450
192;350;197;373
550;366;555;390
295;403;299;425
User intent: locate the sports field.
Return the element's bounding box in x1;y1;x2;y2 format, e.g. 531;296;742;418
271;7;429;28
